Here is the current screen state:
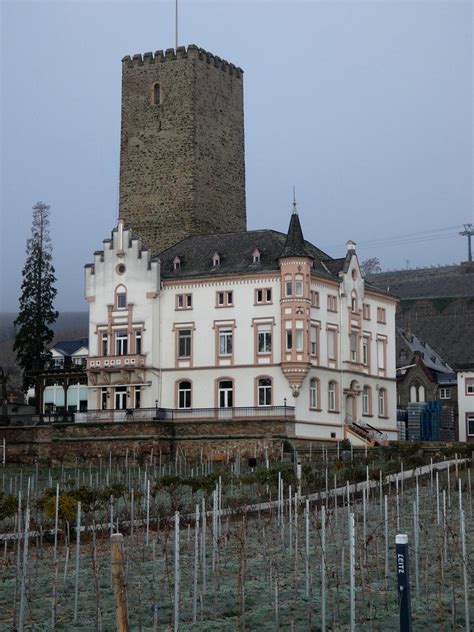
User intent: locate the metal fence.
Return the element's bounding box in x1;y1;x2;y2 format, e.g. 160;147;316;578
76;405;295;423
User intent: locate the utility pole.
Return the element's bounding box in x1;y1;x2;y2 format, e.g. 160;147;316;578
459;224;474;262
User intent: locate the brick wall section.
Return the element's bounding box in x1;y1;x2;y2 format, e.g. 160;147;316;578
119;46;246;257
0;419;293;465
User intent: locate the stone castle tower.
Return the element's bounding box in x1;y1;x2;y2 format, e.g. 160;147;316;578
119;44;247;256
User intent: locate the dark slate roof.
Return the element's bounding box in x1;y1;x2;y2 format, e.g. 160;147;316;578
54;338;89;356
279;209;312;258
158;229;334;280
396;328;452;373
368;263;474;299
322;257;346;276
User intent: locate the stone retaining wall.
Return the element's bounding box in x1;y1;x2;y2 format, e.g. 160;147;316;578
0;418;294;465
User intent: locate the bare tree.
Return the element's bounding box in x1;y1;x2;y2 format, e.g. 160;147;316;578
360;257;382;276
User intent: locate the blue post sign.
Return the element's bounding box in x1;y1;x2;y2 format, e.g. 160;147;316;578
396;534;412;632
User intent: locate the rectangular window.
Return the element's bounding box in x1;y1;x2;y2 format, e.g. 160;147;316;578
468;413;474;436
255;288;272;304
439;387;451;400
362;338;369;366
295;276;303;296
101;388;108;411
219;328;233;356
327;295;338;312
295;320;304;352
466;378;474;394
257;325;272;354
101;333;108;356
377;307;386;323
116;293;126;309
285;321;293;351
176;293;193;310
115;331;128;356
178;329;191;358
327;330;336;361
310;291;319;308
285;281;292;297
363;304;371;320
377;339;386;370
362;389;370;415
134;386;141;409
135;330;142;355
310;326;318;357
350;333;357;363
295;330;303;352
216;290;233;307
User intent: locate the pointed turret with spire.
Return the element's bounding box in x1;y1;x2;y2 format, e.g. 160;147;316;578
279;190;313;260
278;193;313;397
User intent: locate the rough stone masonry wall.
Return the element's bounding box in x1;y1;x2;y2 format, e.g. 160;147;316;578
397;297;474;368
119;45;246;257
0;419;293;465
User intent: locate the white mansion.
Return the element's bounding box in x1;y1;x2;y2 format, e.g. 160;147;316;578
83;209;399;443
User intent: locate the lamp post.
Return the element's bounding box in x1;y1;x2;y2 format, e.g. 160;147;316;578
284;397;287;420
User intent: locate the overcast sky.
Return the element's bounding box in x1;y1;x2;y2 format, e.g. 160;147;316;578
1;0;472;312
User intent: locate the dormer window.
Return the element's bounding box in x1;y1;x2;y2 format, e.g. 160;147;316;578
173;256;181;271
252;248;261;263
212;252;220;267
115;285;127;310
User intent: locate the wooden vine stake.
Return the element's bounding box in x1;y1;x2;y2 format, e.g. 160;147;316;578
111;533;129;632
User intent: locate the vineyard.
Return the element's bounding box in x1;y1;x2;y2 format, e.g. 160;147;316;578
0;445;472;630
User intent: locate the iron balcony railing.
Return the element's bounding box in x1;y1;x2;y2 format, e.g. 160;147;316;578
75;405;295;423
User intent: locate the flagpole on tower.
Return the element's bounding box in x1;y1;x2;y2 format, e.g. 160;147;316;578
175;0;178;49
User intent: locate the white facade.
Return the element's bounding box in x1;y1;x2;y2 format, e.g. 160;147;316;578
84;218;399;443
457;369;474;442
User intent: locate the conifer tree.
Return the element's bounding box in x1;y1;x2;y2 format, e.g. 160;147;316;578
14;202;58;391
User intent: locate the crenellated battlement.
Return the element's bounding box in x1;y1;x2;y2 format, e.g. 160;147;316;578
121;44;243;78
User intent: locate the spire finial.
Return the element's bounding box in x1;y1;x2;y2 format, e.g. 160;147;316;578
292;185;297;215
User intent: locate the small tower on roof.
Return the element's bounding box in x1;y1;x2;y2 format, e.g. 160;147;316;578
279;201;313;397
279;198;313;260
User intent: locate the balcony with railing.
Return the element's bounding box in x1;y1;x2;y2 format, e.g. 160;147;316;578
87;354;146;371
74;405;295;423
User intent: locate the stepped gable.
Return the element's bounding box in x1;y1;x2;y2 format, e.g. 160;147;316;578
368;263;474;298
158;229;333;279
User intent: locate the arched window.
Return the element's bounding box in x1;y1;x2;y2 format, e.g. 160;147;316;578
418;384;425;403
310;378;320;409
257;377;272;406
252;248;261;263
178;381;192;409
378;388;387;417
362;385;371;415
115;285;127;309
153;83;161;105
328;381;337;412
